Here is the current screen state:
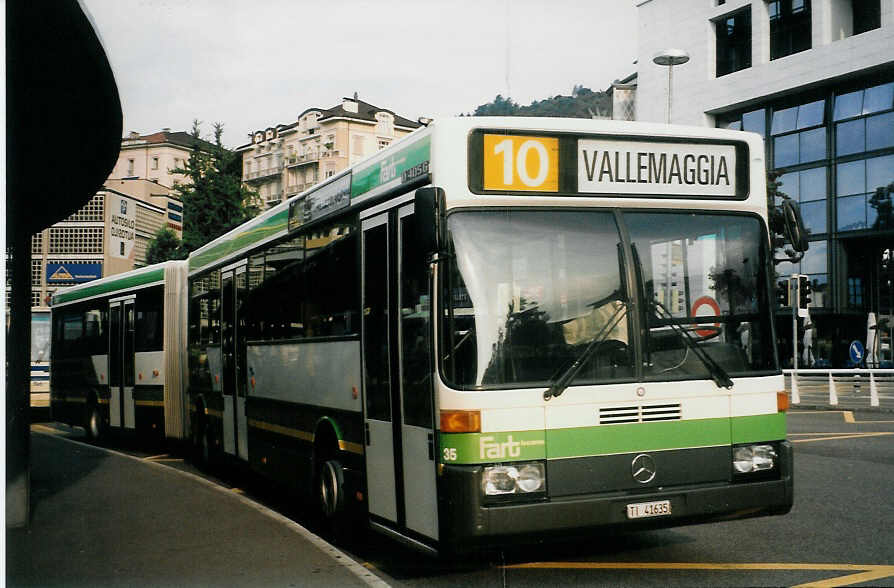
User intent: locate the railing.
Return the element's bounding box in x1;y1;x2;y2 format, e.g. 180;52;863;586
784;368;894;408
245;165;284;180
286;153;320;166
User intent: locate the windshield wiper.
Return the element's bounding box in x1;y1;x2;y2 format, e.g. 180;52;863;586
651;299;734;389
543;298;627;401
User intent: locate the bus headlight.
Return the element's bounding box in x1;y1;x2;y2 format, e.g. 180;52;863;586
482;462;546;496
733;444;777;474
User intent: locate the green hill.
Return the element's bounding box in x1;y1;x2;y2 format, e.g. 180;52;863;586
470;85;611;118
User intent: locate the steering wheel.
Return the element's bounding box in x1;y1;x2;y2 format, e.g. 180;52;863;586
682;325;721;342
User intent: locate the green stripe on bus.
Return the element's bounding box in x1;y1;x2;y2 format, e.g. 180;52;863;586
440;430;547;464
351;135;430;198
731;412;786;444
439;414;786;464
546;418;732;460
189;208;289;272
52;268;164;305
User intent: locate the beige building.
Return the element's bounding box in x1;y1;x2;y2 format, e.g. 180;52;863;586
20;130;210;307
238;96;422;209
111;128;212;188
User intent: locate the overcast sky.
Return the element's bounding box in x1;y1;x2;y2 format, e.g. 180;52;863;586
82;0;638;148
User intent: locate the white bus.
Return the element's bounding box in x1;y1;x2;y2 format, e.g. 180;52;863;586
187;117;800;554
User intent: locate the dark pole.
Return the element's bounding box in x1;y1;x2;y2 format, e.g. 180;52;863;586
6;0;123;528
6;220;32;527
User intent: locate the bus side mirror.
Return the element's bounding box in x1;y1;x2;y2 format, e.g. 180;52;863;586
774;198;809;264
782;199;809;253
414;186;446;255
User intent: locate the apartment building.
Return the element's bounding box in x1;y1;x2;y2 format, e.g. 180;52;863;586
237;96;422;209
632;0;894;367
22;130;209;307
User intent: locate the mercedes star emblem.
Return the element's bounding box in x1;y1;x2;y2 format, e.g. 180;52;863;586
631;453;657;484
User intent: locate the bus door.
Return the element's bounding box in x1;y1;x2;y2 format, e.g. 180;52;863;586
221;265;248;460
362;204;439;541
108;296;136;429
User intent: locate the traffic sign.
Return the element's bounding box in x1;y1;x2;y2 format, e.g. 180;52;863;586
849;340;865;365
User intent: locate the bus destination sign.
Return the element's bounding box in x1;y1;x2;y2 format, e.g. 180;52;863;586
578;139;736;197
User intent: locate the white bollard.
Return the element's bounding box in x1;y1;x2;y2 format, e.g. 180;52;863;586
791;373;800;404
870;372;879;407
829;372;838;405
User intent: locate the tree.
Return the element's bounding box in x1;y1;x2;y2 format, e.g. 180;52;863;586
144;227;185;264
172;120;259;253
470;86;611;118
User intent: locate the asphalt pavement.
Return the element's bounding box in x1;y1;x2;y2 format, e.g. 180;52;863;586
6;429;385;587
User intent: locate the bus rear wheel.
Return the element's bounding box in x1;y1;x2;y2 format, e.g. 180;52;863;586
85;402;103;441
318;459;345;519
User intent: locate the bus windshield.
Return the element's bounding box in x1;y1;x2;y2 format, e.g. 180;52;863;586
441;209;775;390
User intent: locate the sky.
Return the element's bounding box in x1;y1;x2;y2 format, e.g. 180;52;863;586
81;0;639;148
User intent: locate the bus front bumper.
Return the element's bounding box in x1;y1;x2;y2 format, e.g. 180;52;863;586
439;441;793;550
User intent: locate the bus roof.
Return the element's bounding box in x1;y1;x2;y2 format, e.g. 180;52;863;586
187;117;765;276
50;260;184;307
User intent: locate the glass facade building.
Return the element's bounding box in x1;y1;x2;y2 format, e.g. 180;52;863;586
718;76;894;367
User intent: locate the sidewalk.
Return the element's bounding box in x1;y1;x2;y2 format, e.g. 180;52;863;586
786;373;894;413
7;429;385;587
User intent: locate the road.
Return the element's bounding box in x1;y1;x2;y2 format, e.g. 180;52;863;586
30;409;894;587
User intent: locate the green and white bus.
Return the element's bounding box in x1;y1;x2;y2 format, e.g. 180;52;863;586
50;261;189;441
187;117;796;554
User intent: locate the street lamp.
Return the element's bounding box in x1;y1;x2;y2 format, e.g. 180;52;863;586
652;49;690;124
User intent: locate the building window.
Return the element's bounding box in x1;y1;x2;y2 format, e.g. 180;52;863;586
777;166;827;234
836;154;894;232
742;108;767;137
847;277;863;308
775;239;828;307
853;1;880;35
152;157;159;170
771;99;827;168
715;7;751;77
48;227;104;255
833;82;894;156
352;135;365;157
31;259;42;287
769;0;811;60
127;158;135;176
63;193;105;223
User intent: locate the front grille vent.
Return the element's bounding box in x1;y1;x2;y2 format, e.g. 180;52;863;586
599;403;682;424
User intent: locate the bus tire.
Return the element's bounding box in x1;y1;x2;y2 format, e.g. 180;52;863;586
85;401;103;441
318;459;345;520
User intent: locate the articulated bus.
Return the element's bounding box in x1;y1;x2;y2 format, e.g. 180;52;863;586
50;261;189;441
187;117;795;554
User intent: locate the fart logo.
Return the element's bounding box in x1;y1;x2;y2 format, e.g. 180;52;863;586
479;435;522;460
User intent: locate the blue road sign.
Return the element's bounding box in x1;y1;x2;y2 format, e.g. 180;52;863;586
849;340;865;364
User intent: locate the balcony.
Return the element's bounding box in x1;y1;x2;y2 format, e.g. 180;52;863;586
244;164;283;182
287;151;335;167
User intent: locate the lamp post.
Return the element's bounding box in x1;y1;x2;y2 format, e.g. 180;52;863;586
653;49;690;124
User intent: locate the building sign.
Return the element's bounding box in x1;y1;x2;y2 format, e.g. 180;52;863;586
107;193;136;259
46;263;102;284
577;139;736;197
